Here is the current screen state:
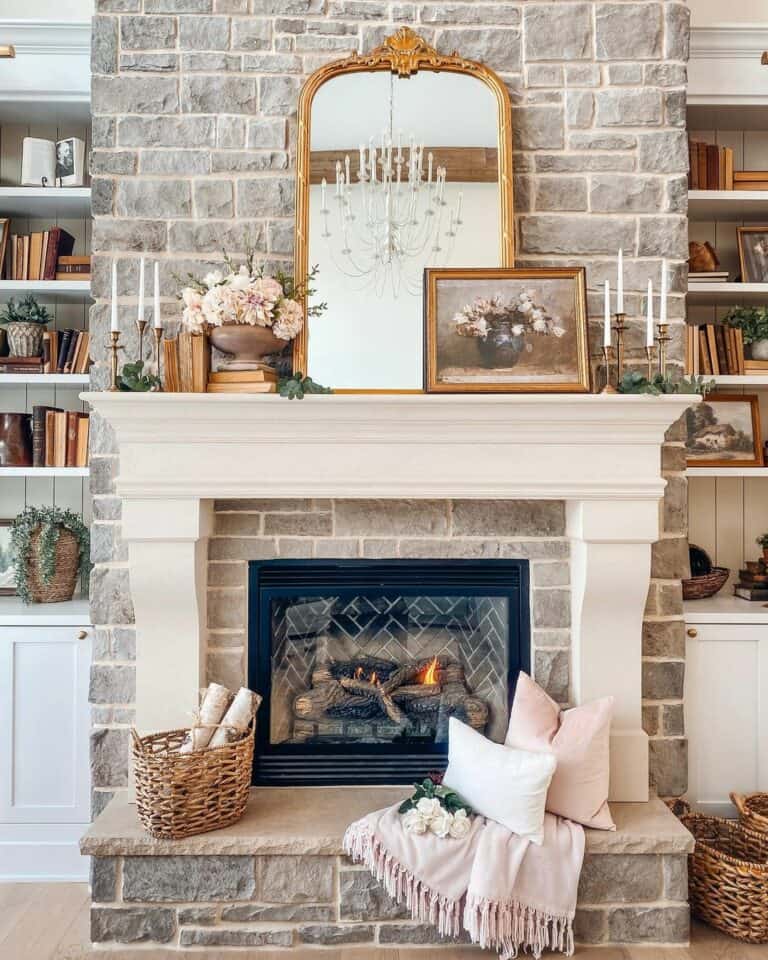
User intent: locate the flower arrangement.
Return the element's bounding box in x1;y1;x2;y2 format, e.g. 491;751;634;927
398;777;473;839
10;506;91;605
454;290;566;342
756;533;768;549
178;249;325;341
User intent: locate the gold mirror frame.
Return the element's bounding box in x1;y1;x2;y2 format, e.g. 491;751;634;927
292;27;515;387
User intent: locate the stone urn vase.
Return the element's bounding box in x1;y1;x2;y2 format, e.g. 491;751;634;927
477;320;526;369
6;321;44;358
208;324;284;371
750;338;768;361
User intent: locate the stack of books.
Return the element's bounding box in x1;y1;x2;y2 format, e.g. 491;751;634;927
31;407;89;468
206;368;278;394
0;355;45;375
734;171;768;192
689;271;730;284
42;329;91;375
688;323;746;376
734;560;768;601
688;140;735;190
162;332;210;392
8;227;75;281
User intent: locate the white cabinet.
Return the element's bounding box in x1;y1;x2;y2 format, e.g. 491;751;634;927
0;614;91;880
685;599;768;818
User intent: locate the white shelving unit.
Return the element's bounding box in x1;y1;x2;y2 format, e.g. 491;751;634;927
707;374;768;387
0;187;90;218
687;281;768;305
0;467;89;478
0;595;89;627
685;594;768;625
688;190;768;221
686;466;768;478
0;373;88;385
0;279;91;301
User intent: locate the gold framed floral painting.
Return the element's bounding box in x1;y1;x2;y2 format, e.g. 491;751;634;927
424;267;590;393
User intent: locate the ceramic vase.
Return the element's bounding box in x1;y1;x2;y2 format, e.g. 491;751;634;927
208;324;284;371
750;338;768;361
6;322;44;358
477;321;525;369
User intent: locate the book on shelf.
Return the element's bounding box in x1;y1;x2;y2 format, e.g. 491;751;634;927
5;228;76;281
33;405;89;468
745;359;768;373
692;322;745;376
162;331;210;392
209;368;278;383
734;585;768;601
206;381;276;394
688;140;735;190
689;271;730;282
55;255;90;281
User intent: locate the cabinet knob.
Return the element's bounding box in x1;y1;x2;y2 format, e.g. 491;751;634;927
77;629;88;640
687;628;698;638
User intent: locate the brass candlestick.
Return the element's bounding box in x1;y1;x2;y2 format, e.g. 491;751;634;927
108;331;122;392
600;345;617;393
656;322;671;377
136;317;148;362
151;326;163;391
612;313;627;378
645;344;656;381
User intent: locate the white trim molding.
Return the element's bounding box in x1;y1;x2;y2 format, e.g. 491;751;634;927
0;20;90;56
689;24;768;105
83;392;697;802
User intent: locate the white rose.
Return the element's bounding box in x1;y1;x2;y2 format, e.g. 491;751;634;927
203;270;224;289
415;797;442;819
449;809;471;839
532;318;548;333
402;808;429;835
429;809;453;839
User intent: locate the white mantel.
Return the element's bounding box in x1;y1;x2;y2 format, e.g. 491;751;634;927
83;392;697;802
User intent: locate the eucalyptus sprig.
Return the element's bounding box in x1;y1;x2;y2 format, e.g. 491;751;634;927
278;371;332;399
119;360;161;392
398;777;473;817
617;371;715;396
0;295;52;326
723;306;768;345
10;506;91;605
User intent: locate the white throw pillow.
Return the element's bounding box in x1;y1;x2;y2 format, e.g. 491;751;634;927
442;716;557;844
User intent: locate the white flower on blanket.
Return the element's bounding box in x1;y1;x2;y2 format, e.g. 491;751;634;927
402;795;473;840
401;808;430;835
448;808;471;839
415;797;442;818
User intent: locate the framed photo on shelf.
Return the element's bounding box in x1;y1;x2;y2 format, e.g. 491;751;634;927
685;393;764;468
737;226;768;283
55;137;85;187
0;520;16;597
0;218;9;279
424;267;590;393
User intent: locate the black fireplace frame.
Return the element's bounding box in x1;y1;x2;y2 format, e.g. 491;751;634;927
247;559;530;786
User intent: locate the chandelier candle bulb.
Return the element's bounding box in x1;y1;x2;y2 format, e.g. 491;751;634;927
358;144;365;179
616;248;624;314
427;152;433;185
345;154;351;188
456;192;463;224
396;131;402;162
320;177;327;210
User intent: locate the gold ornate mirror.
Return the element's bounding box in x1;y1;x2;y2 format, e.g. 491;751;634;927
293;28;514;392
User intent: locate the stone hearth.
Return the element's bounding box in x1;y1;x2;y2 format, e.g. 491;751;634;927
82;788;693;951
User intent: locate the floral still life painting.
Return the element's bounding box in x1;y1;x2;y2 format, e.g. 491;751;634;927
424;268;590;392
685;394;763;468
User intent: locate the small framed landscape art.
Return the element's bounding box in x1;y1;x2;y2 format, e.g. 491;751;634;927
0;520;15;596
424;268;590;393
685;394;764;469
737;226;768;283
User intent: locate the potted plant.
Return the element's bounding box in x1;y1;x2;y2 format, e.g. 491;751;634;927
0;295;52;358
10;506;90;604
178;248;324;370
724;306;768;361
757;533;768;563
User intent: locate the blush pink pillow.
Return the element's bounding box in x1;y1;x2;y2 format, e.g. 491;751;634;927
505;672;615;830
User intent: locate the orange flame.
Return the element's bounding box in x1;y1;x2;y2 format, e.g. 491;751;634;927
354;666;363;680
370;671;378;685
422;657;439;685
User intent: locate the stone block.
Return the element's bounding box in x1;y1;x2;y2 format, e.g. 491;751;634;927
300;924;375;944
248;118;286;150
566;90;593;129
596;4;662;60
651;536;689;580
645;63;687;87
145;0;212;9
566;64;600;87
663;855;688;900
521;215;635;256
649;738;688;796
92;16;118;74
663;475;688;535
91;907;176;944
663;704;685;737
207;562;247;587
665;90;687;127
261;76;302;117
264;512;332;536
222;903;334;922
179;15;230;49
534;649;569;701
268;220;295;255
207;588;245;629
574;908;608;944
236;178;295;217
335;500;449;537
645;580;683;618
90;665;135;704
532;628;570;649
534;177;588;212
120;16;177;50
93;76;179;115
231;18;272;50
513;106;564;151
643;660;684;700
524;4;592;61
169;220;265;252
642;704;659;736
452;500;565;538
194;179;234;218
339;870;410;921
578;854;661;904
435;29;521;73
211;151;287;173
399;539;499;559
177;907;218;925
90;857;118;902
118;116;217;148
120;52;179;72
123;856;256;901
590;175;663;213
608;905;689;943
642;620;685;658
532;562;569;588
569;132;637;151
596;89;662;126
90;728;129;788
536;154;635;173
259;855;334;903
180;928;293;946
217;116;246;148
379;923;468;944
90;567;134;625
113;627;136;660
215;513;262;536
207;650;245;690
638;217;688;259
533;590;571;631
665;3;690;60
117;180;192;219
209;538;278;561
140;150;211;176
607;63;644;86
639;131;688;174
182;76;258;115
527;65;563;88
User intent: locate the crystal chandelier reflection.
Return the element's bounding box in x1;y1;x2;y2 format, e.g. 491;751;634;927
319;126;464;298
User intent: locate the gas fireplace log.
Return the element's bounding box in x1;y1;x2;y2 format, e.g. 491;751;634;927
293;680;351;721
339;677;406;724
392;684;443;701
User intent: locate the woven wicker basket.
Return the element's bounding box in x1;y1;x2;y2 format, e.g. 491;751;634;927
682;566;729;601
732;791;768;836
677;802;768;943
131;726;254;840
26;527;80;603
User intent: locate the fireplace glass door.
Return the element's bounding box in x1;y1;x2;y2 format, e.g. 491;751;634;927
249;560;529;785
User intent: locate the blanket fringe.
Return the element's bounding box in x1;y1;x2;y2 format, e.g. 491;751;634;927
343;822;575;959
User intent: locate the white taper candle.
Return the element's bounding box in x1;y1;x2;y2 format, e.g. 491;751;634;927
616;248;624;314
660;262;668;324
646;279;654;347
603;279;611;348
110;261;118;332
137;256;145;325
153;262;162;329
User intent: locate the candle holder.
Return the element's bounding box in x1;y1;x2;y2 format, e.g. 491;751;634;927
645;344;656;381
151;326;163;391
600;345;618;394
136;317;148;362
656;322;671;377
108;331;122;392
612;313;627;378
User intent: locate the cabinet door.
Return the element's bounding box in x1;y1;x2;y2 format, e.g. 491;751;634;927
0;626;91;824
686;623;768;816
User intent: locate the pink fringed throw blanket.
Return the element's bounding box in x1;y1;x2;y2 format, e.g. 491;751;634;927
343;804;585;959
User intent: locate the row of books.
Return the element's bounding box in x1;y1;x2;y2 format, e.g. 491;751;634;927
688;271;730;284
162;332;211;393
687;323;746;376
6;227;78;281
688;140;735;190
734;560;768;602
31;406;89;468
43;329;91;375
206;368;278;393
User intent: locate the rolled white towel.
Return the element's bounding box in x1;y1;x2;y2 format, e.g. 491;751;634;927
209;688;261;748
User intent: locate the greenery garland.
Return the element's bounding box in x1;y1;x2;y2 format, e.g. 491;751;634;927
10;506;91;604
617;372;714;396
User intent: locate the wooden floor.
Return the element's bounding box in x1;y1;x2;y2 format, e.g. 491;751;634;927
1;883;766;960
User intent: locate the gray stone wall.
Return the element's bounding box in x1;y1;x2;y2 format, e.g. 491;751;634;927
88;1;690;813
